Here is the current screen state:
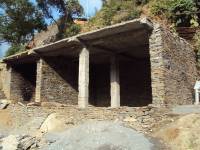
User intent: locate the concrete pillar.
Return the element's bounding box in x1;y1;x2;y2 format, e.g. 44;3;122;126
110;56;120;108
78;47;89;108
35;59;43;103
195;89;199;105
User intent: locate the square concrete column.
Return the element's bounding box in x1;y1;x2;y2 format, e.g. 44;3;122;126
78;47;89;108
110;56;120;108
35;59;43;103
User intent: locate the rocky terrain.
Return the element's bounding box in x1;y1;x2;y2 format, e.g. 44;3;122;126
0;101;200;150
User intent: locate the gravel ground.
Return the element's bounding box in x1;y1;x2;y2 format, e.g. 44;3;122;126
42;121;155;150
172;105;200;114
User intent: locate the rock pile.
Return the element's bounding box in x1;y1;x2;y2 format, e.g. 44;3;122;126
0;135;37;150
0;100;10;110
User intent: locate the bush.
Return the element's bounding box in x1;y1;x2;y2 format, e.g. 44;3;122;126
194;31;200;65
5;44;25;57
89;0;141;27
150;0;199;27
65;23;81;37
194;31;200;52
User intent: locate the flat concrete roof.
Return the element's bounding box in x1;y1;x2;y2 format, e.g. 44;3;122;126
3;18;153;64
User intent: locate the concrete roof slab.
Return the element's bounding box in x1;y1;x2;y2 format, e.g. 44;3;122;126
2;18;153;63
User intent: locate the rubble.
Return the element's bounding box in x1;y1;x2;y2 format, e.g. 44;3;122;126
0;100;10;110
0;135;37;150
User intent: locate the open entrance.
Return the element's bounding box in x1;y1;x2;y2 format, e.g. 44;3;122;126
89;62;110;107
87;27;152;107
89;53;152;107
119;57;152;107
11;62;37;102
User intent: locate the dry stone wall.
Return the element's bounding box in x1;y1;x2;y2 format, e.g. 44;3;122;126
149;24;166;105
9;64;36;103
0;63;10;99
161;28;198;104
150;24;198;105
36;57;78;104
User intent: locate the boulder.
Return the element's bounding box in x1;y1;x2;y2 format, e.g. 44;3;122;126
1;135;37;150
1;135;19;150
40;113;68;133
0;99;10;109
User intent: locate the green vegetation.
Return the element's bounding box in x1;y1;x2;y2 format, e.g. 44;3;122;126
194;31;200;63
65;23;81;37
0;0;83;56
85;0;143;30
0;0;47;45
0;0;47;56
5;44;25;57
150;0;199;27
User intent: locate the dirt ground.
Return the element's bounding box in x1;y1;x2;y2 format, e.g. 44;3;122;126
1;104;200;150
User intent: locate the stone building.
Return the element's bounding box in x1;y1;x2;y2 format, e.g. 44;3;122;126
0;18;198;108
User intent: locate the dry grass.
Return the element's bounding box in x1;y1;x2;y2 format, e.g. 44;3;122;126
154;114;200;150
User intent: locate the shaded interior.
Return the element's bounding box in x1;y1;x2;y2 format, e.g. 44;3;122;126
88;28;152;107
11;63;37;102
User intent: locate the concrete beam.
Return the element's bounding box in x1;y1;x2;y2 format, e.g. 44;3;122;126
78;47;89;108
110;56;120;108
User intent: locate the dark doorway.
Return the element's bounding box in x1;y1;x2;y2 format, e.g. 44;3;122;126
89;63;110;107
119;58;152;107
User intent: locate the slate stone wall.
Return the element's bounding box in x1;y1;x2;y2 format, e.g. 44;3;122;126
149;24;198;105
36;57;78;104
9;63;36;103
0;63;10;99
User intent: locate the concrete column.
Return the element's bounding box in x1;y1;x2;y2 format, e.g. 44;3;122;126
110;56;120;108
35;59;43;103
78;47;89;108
195;89;199;105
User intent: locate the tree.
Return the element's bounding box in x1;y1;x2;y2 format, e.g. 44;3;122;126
0;0;47;45
37;0;83;39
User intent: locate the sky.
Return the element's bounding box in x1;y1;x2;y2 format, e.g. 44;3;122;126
0;0;103;57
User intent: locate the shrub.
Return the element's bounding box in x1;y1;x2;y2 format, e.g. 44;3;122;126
194;31;200;66
5;44;25;57
150;0;199;27
65;23;81;37
89;0;141;27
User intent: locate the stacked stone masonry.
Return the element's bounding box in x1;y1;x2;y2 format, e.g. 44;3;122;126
36;57;78;105
9;63;36;103
149;24;198;105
